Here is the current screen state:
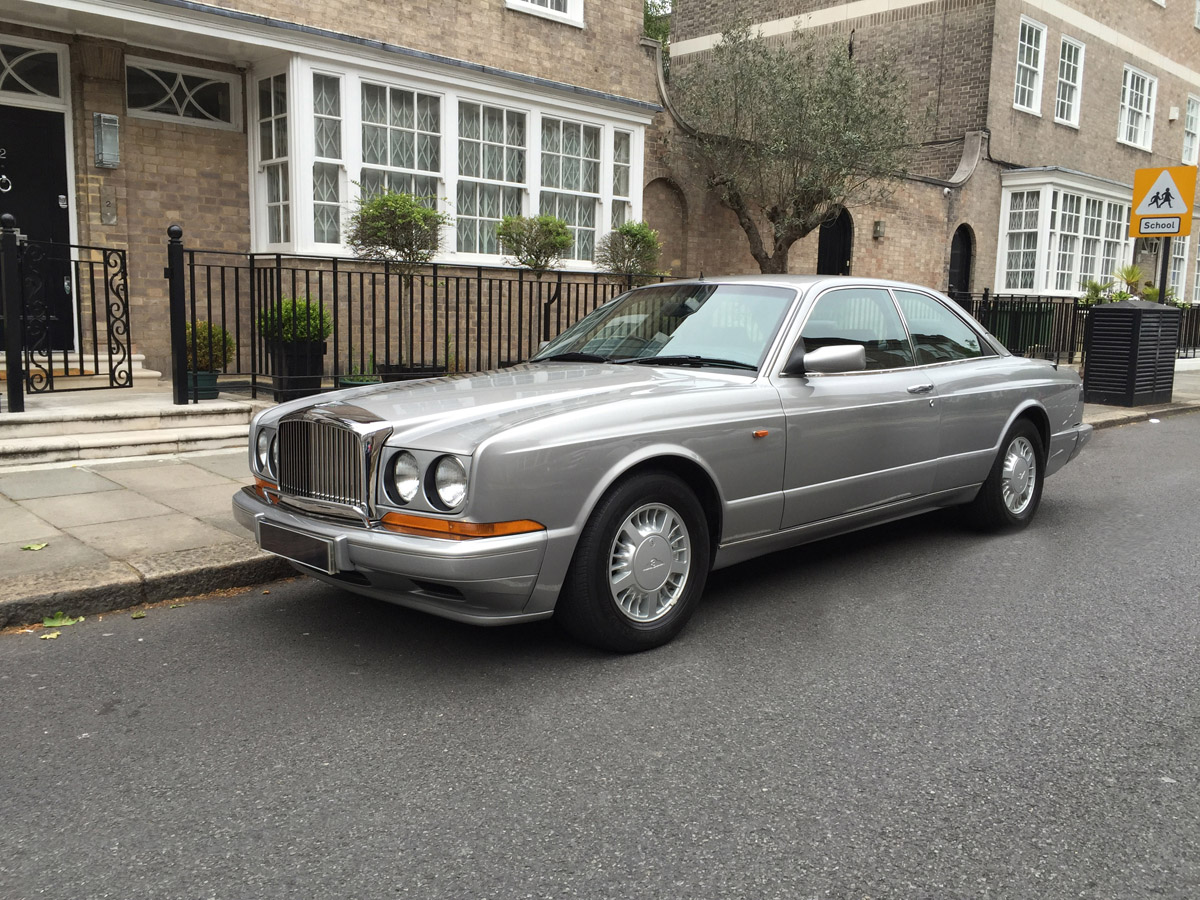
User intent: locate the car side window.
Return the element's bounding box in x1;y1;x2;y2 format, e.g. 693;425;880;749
800;288;914;370
893;290;988;365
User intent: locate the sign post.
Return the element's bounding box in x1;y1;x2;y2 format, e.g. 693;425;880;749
1129;165;1197;302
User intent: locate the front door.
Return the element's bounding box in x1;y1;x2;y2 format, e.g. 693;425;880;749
0;103;74;350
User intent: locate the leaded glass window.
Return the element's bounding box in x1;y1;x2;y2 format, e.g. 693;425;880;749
313;74;342;244
258;74;290;244
126;61;235;126
1004;191;1039;290
611;131;632;228
0;43;59;98
541;117;600;260
457;102;525;254
1169;235;1189;300
361;82;440;203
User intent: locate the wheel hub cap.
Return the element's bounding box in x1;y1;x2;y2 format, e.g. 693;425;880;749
608;503;691;623
1001;436;1037;514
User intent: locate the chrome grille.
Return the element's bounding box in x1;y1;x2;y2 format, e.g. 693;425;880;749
278;418;365;508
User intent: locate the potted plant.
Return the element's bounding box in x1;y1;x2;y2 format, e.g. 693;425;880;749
496;214;574;276
257;296;333;401
335;350;382;388
184;320;235;400
344;189;451;381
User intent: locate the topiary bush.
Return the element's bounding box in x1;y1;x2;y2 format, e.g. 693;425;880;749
496;215;574;273
594;221;663;276
257;297;333;344
184;320;236;371
344;189;449;273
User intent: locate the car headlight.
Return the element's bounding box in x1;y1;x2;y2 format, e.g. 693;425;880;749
432;455;468;509
255;429;277;478
389;451;420;504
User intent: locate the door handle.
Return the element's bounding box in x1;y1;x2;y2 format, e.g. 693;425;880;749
907;383;934;394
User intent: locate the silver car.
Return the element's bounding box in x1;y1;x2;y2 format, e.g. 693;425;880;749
234;275;1091;651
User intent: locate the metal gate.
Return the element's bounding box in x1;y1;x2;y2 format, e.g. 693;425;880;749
2;214;132;412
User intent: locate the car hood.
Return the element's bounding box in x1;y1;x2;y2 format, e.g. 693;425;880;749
297;362;751;453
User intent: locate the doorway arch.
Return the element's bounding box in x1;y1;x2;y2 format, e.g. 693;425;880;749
948;224;975;298
816;209;853;276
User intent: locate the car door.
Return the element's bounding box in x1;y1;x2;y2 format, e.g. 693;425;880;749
774;286;941;528
891;288;1012;492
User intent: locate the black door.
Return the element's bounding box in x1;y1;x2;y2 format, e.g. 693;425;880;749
816;209;853;276
0;104;73;349
948;224;974;299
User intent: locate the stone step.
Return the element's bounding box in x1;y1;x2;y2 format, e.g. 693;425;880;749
0;402;253;440
0;424;251;468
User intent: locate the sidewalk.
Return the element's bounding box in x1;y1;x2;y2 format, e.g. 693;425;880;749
2;360;1199;630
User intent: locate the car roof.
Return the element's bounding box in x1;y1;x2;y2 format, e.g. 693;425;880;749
641;274;949;296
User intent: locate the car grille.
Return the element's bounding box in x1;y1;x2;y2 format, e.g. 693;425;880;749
277;418;365;508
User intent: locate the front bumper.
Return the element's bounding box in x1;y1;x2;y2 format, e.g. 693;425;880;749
233;486;551;625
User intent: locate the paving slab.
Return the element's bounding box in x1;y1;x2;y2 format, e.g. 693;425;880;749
147;482;246;519
63;512;241;558
18;489;176;528
0;467;122;500
0;534;110;579
0;507;62;544
96;461;233;493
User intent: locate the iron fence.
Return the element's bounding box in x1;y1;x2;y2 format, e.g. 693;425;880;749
167;228;663;403
952;290;1200;364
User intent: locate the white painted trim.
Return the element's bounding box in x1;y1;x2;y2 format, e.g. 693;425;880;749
1013;16;1047;116
504;0;585;30
672;0;1200;89
1053;36;1085;128
0;32;70;112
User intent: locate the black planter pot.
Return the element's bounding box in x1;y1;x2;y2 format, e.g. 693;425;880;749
377;363;448;383
267;341;327;402
187;371;220;400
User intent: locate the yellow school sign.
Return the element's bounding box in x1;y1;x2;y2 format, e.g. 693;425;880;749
1129;165;1196;237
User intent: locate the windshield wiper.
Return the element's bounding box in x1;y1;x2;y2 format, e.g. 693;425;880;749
531;351;612;363
617;355;759;371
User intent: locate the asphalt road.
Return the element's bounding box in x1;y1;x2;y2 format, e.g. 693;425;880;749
2;414;1198;900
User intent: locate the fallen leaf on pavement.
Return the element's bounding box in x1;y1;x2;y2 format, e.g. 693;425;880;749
40;631;60;640
131;611;146;620
21;543;48;551
43;611;84;627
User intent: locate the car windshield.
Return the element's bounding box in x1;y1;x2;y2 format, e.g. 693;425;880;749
532;283;796;370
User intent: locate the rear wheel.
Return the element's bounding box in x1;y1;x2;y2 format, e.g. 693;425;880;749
963;418;1045;531
556;472;710;652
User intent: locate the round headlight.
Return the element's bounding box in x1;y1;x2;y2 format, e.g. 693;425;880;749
269;435;279;478
390;451;420;504
433;456;468;509
256;429;273;475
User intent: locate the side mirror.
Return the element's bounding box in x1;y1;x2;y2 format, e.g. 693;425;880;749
782;343;867;375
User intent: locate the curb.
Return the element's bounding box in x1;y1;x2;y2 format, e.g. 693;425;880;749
1085;401;1200;431
0;544;293;629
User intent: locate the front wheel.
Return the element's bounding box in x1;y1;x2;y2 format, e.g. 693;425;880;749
963;419;1045;531
556;472;710;652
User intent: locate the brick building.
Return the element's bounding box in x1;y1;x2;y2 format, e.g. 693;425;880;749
658;0;1200;302
0;0;662;372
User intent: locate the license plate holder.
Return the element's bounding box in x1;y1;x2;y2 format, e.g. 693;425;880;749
259;521;336;574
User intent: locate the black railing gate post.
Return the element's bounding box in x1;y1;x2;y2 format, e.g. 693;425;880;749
165;224;189;404
1;214;24;413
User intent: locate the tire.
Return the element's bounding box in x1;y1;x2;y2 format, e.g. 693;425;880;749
556;472;710;653
963;418;1045;532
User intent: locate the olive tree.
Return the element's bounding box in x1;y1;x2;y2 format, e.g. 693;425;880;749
672;23;916;274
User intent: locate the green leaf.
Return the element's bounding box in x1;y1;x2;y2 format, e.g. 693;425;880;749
21;542;48;551
42;611;84;627
131;611;147;620
39;631;61;640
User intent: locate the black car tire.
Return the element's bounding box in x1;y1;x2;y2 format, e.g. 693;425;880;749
963;418;1045;532
556;471;710;653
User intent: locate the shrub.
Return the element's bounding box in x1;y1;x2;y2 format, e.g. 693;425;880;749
184;321;235;371
594;221;663;276
496;215;574;273
257;297;333;343
344;190;449;273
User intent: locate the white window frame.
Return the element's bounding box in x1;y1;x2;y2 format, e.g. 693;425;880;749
455;100;527;255
125;56;241;131
1118;64;1157;151
249;56;647;262
1169;234;1189;301
996;171;1134;296
1054;37;1084;128
505;0;584;29
1193;230;1200;305
1183;94;1200;166
310;70;344;246
1013;17;1046;115
254;68;292;249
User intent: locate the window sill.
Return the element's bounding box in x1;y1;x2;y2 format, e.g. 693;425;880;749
505;0;585;29
1053;117;1080;130
1116;138;1153;152
1013;104;1042;117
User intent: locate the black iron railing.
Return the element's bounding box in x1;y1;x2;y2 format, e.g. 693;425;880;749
166;227;664;403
